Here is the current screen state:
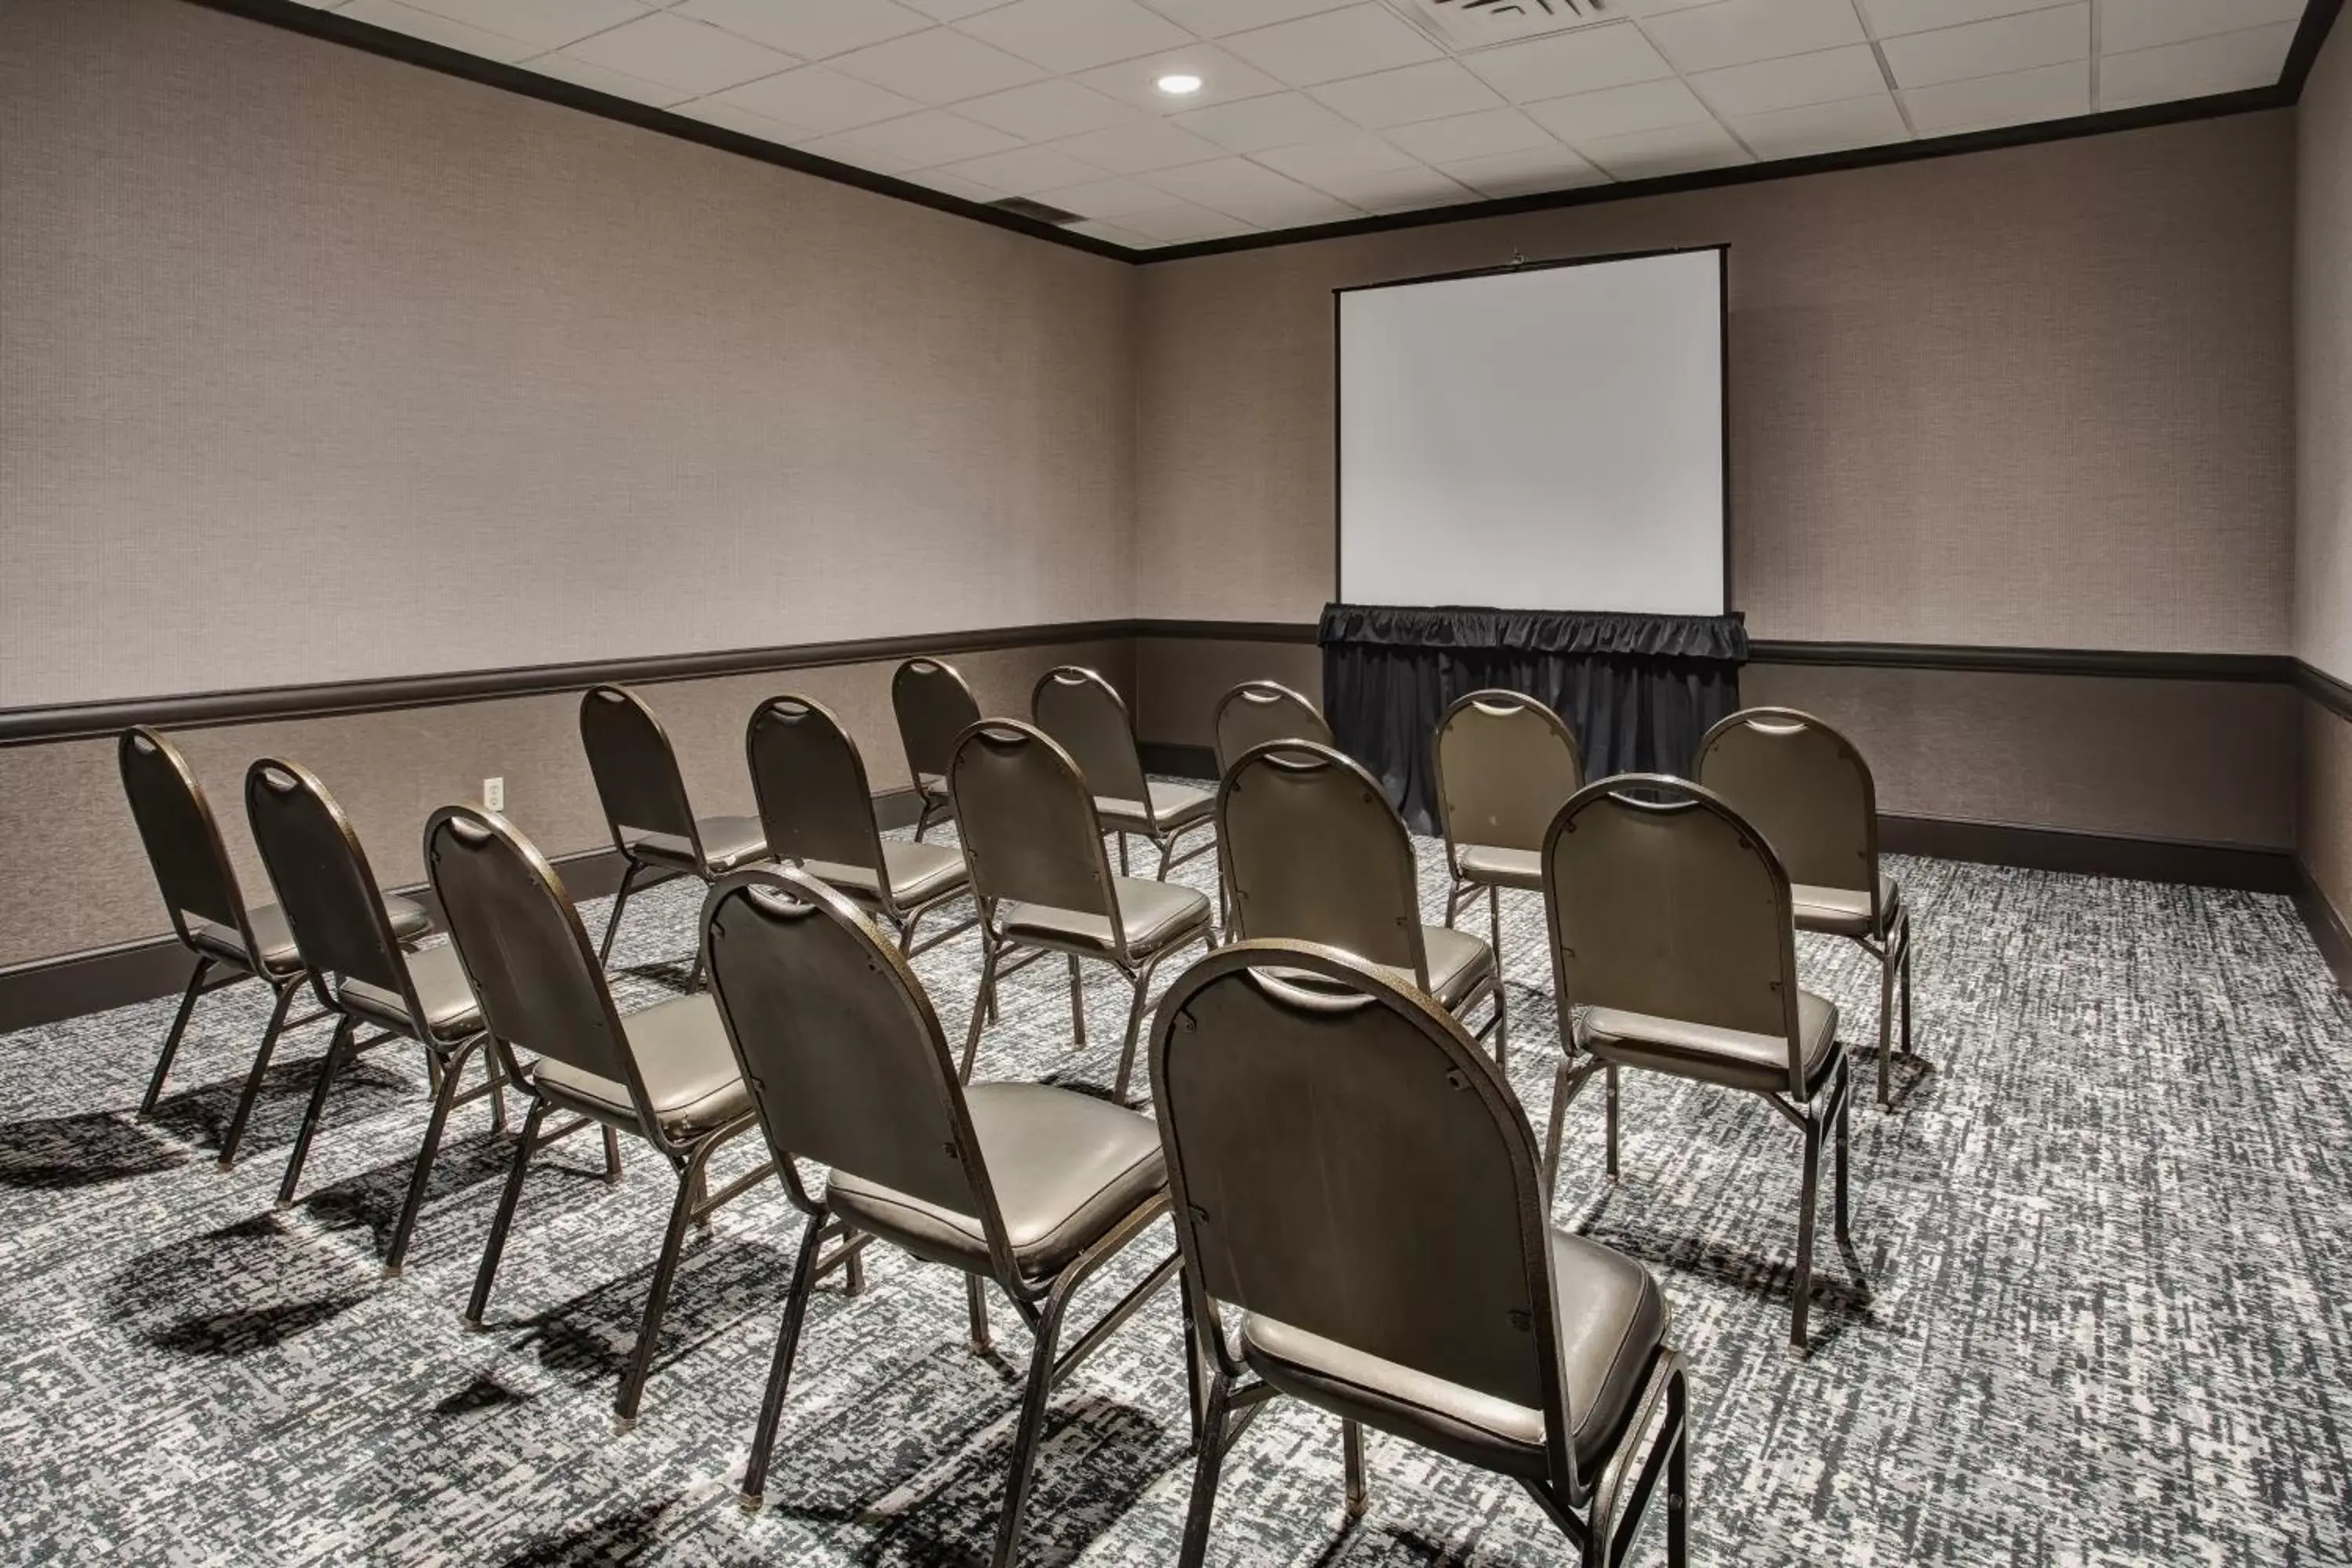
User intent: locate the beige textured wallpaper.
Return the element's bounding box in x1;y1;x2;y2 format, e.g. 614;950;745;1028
1135;112;2297;652
2303;701;2352;925
2299;22;2352;684
0;0;1136;708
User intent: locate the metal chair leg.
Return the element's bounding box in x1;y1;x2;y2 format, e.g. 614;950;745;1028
1178;1370;1235;1568
1665;1368;1690;1566
597;862;644;967
962;934;1002;1083
1791;1112;1823;1357
1491;973;1509;1073
1342;1418;1368;1519
967;1273;993;1352
990;1279;1078;1568
140;957;213;1115
218;978;302;1169
1834;1071;1853;1244
466;1098;550;1326
1875;940;1896;1110
277;1014;358;1206
740;1210;830;1509
485;1044;509;1135
1603;1064;1620;1182
384;1037;479;1276
1067;953;1087;1049
1113;942;1185;1105
1488;883;1502;953
1117;833;1131;877
602;1124;624;1182
615;1144;712;1425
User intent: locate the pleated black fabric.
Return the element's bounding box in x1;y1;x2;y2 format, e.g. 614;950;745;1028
1317;604;1748;834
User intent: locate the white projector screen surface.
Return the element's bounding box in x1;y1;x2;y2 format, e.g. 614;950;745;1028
1338;249;1726;615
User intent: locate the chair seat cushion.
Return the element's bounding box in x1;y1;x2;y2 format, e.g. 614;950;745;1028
1414;925;1497;1011
1241;1229;1667;1495
1095;779;1212;835
1456;845;1542;891
800;841;968;911
826;1082;1167;1284
1791;874;1899;938
532;993;750;1137
628;815;770;877
191;894;429;978
1002;877;1210;958
1581;988;1840;1097
916;771;949;800
339;942;481;1044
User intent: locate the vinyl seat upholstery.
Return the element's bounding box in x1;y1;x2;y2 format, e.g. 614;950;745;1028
629;815;769;875
1001;877;1209;955
340;942;482;1043
1456;844;1543;891
532;993;751;1136
192;895;428;977
1790;874;1900;938
1095;779;1211;833
800;841;967;906
1581;988;1840;1096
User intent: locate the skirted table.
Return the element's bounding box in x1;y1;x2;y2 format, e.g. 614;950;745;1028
1318;603;1749;834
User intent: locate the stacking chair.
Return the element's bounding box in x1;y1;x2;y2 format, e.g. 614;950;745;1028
1033;666;1213;881
118;727;430;1167
1210;679;1331;778
1541;776;1856;1354
579;684;768;973
892;656;980;842
1152;942;1689;1568
1435;690;1584;964
950;720;1214;1100
702;869;1183;1566
1219;740;1505;1064
746;694;974;956
424;804;771;1425
245;759;505;1272
1695;707;1919;1109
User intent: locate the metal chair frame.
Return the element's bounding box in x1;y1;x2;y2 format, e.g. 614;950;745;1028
702;869;1186;1567
1433;688;1585;953
892;656;982;844
1033;666;1215;882
1208;679;1333;931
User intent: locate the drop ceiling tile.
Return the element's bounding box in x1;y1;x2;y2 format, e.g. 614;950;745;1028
1691;44;1889;117
1138;0;1356;38
1573;118;1755;179
2099;22;2296;109
1461;24;1677;103
1120;201;1260;241
1307;60;1504;129
406;0;648;51
1879;3;2086;89
1172;90;1356;151
1033;174;1181;216
1434;143;1609;197
902;0;1016;20
1385;107;1555;164
1141;157;1358;225
843;108;1025;167
793;133;923;175
1899;57;2085;132
1525;78;1714;142
938;143;1108;193
673;0;928;60
339;0;538;61
1065;217;1160;247
828;27;1046;103
957;0;1193;74
558;9;795;93
1310;164;1476;214
1252;131;1418;187
1051;116;1229;171
956;78;1140;140
1733;90;1911;157
1221;5;1442;89
1639;0;1868;74
673;96;805;140
524;51;694;107
902;168;1009;201
1858;0;2073;36
1076;45;1285;112
715;64;924;132
2102;0;2305;56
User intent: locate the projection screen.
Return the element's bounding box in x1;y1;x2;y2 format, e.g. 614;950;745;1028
1336;246;1727;615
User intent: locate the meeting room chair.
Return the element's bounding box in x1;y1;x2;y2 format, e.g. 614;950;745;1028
702;868;1184;1566
424;804;771;1425
1152;940;1689;1568
1435;689;1584;968
1032;665;1214;881
1541;776;1857;1354
118;726;430;1167
745;693;974;957
1210;679;1332;777
244;758;505;1272
1219;739;1505;1063
949;719;1213;1099
579;684;768;977
891;656;981;843
1694;707;1920;1109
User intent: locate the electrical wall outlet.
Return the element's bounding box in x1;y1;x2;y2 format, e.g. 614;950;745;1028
482;777;505;812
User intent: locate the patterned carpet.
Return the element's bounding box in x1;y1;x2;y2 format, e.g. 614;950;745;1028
2;813;2347;1566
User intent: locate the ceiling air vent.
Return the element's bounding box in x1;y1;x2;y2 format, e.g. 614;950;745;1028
1388;0;1609;50
986;197;1083;226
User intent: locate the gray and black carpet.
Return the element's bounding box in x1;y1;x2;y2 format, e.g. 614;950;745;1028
2;813;2347;1564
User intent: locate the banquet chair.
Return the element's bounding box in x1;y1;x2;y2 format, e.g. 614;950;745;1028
1210;679;1332;778
1033;665;1214;880
1435;689;1584;971
892;656;981;843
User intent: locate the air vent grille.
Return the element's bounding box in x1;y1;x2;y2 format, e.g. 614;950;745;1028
986;197;1083;226
1390;0;1606;49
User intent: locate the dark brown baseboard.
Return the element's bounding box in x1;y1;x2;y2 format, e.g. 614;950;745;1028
1139;742;1218;779
2293;866;2352;1000
1878;815;2299;894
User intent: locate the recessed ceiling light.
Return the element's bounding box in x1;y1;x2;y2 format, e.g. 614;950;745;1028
1155;72;1203;96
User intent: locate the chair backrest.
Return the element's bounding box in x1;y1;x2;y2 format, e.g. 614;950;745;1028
891;657;980;787
702;869;1008;1265
118;726;251;949
245;758;410;1005
746;695;886;882
1693;707;1878;911
579;684;699;853
1218;741;1426;982
1032;666;1150;806
1211;681;1332;779
423;805;648;1115
1152;941;1574;1483
948;720;1118;924
1434;689;1584;858
1543;775;1805;1091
